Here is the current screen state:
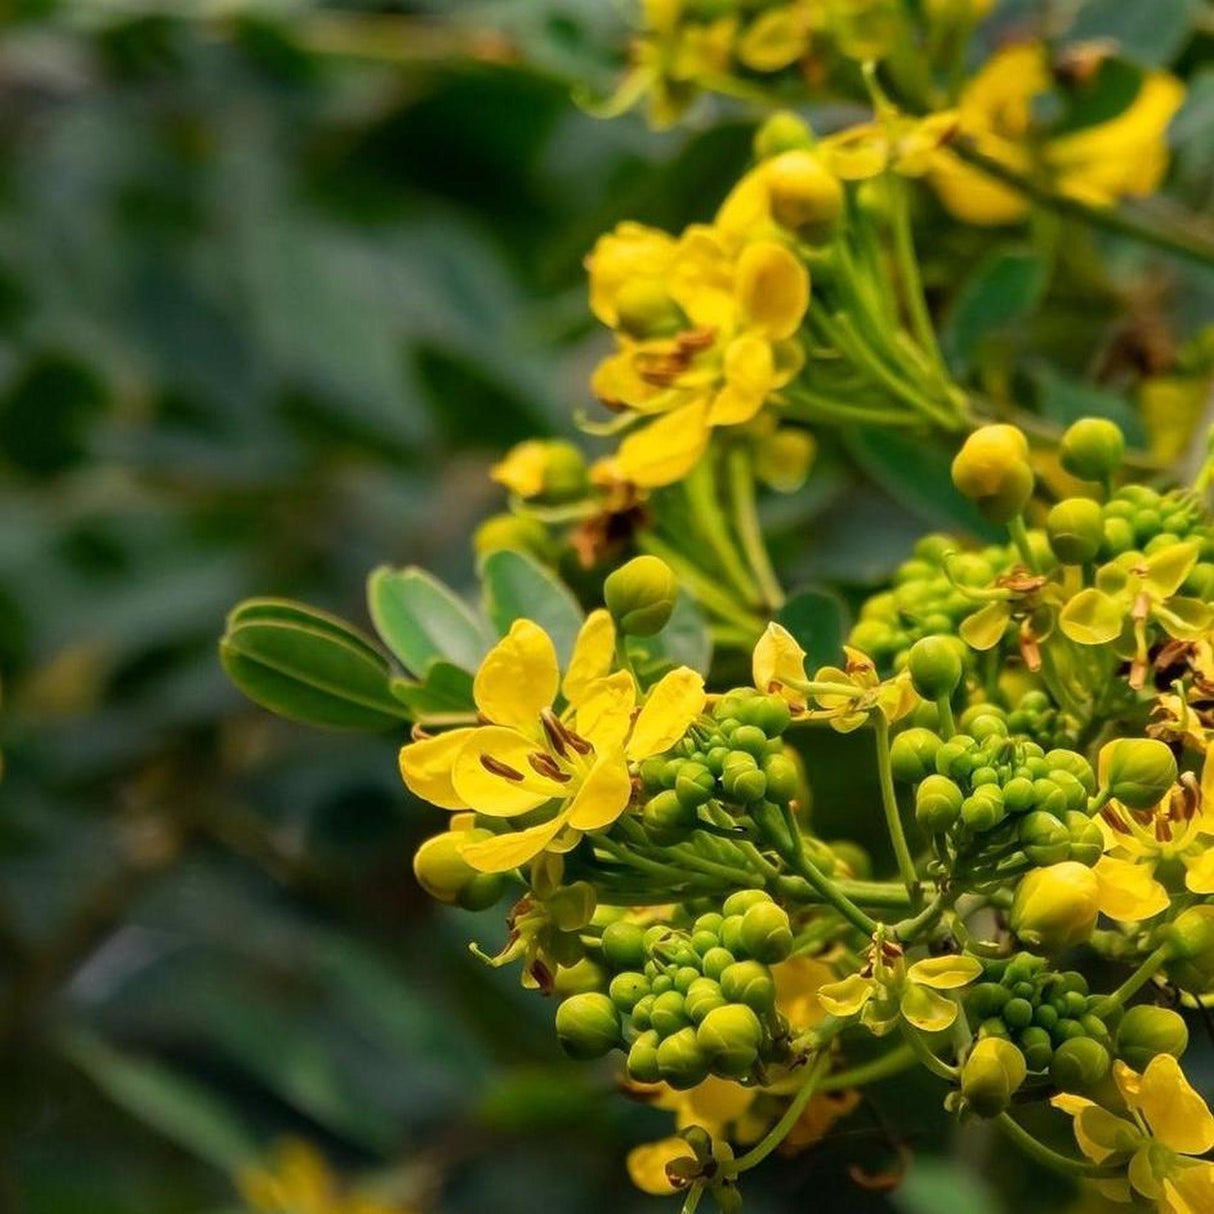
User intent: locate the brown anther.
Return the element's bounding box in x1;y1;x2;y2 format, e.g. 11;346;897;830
529;752;571;783
1178;771;1201;820
1101;805;1131;834
1155;814;1173;844
540;708;569;758
1018;623;1043;673
675;326;716;353
997;570;1048;596
480;754;526;782
563;726;594;756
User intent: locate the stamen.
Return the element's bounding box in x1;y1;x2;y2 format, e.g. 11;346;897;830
540;708;569;759
1101;806;1131;834
563;726;594;755
480;754;525;782
529;752;571;783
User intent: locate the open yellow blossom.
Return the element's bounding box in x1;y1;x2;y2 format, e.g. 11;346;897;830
1051;1056;1214;1211
812;647;918;732
753;621;810;710
1094;753;1214;922
399;614;704;872
929;43;1185;225
238;1138;409;1214
819;111;959;181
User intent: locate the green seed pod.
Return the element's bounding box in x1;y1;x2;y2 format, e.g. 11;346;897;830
602;921;647;972
889;727;943;784
916;774;964;833
412;831;505;911
696;1004;763;1079
1165;906;1214;993
1019;1025;1054;1071
739;901;793;964
1050;1037;1111;1093
650;990;690;1037
555;992;621;1060
907;635;964;701
1010;863;1100;953
627;1029;662;1083
1115;1005;1189;1071
1019;811;1071;866
1047;498;1104;565
961;1038;1027;1117
657;1026;710;1089
702;947;736;981
1059;417;1125;482
609;972;650;1012
685;977;727;1024
1100;739;1177;810
604;555;678;636
720;961;776;1013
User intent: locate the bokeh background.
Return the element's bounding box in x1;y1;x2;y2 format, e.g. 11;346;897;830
2;2;1214;1211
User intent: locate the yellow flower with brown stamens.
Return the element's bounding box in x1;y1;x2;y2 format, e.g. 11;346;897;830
399;614;704;872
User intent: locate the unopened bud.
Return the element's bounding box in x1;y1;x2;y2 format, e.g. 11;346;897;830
1115;1005;1189;1071
604;555;678;636
961;1037;1027;1117
1050;1037;1111;1092
657;1026;710;1089
950;425;1033;523
739;901;793;963
916;774;964;833
889;727;943;784
754;111;814;160
555;992;621;1060
1047;498;1104;566
1165;906;1214;993
473;513;552;560
1010;862;1099;952
765;151;844;241
907;635;964;700
696;1004;763;1078
1059;417;1125;483
412;831;504;911
1100;739;1177;811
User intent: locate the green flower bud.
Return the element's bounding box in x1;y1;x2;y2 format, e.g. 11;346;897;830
555;992;620;1060
702;947;735;981
967;982;1009;1020
754;111;814;161
675;763;716;810
1165;906;1214;993
696;1004;763;1079
610;972;650;1012
749;695;792;738
1100;739;1177;810
1010;863;1100;953
627;1029;662;1083
890;727;943;784
644;789;698;842
730;768;768;804
553;957;609;998
962;788;1005;831
1003;997;1033;1030
1047;498;1104;565
951;425;1033;523
916;774;964;833
651;989;690;1037
723;890;770;917
1019;1026;1054;1071
765;150;844;241
685;977;727;1024
720;961;776;1013
1050;1037;1111;1093
762;753;800;804
961;1038;1027;1117
547;881;596;931
412;832;504;911
602;920;647;972
604;555;678;636
739;901;793;964
1019;812;1071;866
907;636;964;700
1065;812;1103;866
1115;1005;1189;1071
657;1026;710;1089
1059;418;1125;482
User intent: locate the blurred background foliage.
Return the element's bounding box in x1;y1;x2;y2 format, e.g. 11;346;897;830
1;1;1214;1211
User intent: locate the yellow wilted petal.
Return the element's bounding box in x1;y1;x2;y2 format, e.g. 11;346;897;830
735;241;809;341
566;750;632;832
398;727;475;810
1136;1055;1214;1156
459;813;568;874
752;621;807;708
817;973;874;1018
1093;856;1170;922
451;726;566;817
899;983;958;1033
907;953;983;990
628;667;706;760
575;671;637;753
473;619;559;732
564;609;616;705
626;1137;697;1196
490;441;547;498
615;401;712;488
1059;588;1125;646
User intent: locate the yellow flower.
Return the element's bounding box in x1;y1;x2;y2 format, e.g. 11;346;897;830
811;646;918;733
238;1139;410;1214
929;43;1184;226
626;1135;700;1196
752;621;810;710
1051;1056;1214;1211
399;614;704;872
736;3;813;73
819;111;959;181
491;440;548;499
818;937;982;1034
1094;753;1214;922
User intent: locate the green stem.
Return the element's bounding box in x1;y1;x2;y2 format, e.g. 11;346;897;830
1093;943;1173;1017
994;1112;1122;1179
893;892;948;943
725;1051;832;1175
683;459;763;607
887;174;945;373
872;712;921;908
935;694;957;739
679;1185;704;1214
818;1042;917;1091
780;385;918;428
1007;515;1038;572
727;447;784;610
901;1023;959;1082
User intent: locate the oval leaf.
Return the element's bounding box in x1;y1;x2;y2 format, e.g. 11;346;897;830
480;549;584;667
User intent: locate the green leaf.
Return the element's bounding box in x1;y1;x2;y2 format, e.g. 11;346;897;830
391;660;477;720
1034;367;1145;446
777;589;849;670
221;599;408;730
625;589;712;680
480;549;584;666
942;248;1047;376
62;1031;256;1172
1065;0;1198;69
1051;58;1145;137
367;565;491;676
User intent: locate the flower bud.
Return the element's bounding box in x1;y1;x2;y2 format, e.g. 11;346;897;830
723;889;770;916
762;753;800;804
719;960;776;1013
604;555;678;636
601;920;647;971
627;1029;662;1084
412;831;504;911
916;774;964;833
961;1037;1027;1117
907;635;964;700
1115;1005;1189;1071
555;992;621;1060
491;439;588;503
756;426;816;493
651;989;690;1036
754;111;814;161
1010;863;1100;952
1050;1037;1111;1093
889;727;943;784
657;1026;710;1089
1059;417;1125;482
1099;739;1177;811
473;513;552;560
764;151;844;241
615;279;688;340
643;789;698;842
1047;498;1104;565
685;977;727;1024
1165;906;1214;993
609;971;650;1012
696;1004;763;1079
1065;812;1103;867
951;425;1033;523
739;901;793;963
1018;812;1071;866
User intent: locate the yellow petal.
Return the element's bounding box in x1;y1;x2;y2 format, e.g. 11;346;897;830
459;813;568;874
473;619;559;732
575;670;637;753
716;169;775;241
1185;847;1214;895
566;750;632;832
398;727;475;810
773;955;834;1032
1093;855;1170;922
817;973;874;1018
490;440;547;498
614;401;712;489
451;726;566;817
907;953;984;990
676;1076;754;1136
563;609;616;705
708;336;773;426
1136;1055;1214;1156
735;241;809;341
752;621;807;708
1164;1160;1214;1214
627;667;706;760
626;1137;697;1197
899;983;958;1033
